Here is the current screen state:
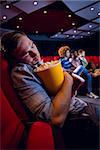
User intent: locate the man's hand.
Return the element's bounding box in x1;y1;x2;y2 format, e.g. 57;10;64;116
63;71;73;87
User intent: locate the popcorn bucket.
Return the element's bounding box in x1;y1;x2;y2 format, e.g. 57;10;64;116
35;60;64;95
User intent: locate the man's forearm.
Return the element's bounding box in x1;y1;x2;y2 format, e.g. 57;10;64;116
53;84;72;115
51;79;73;126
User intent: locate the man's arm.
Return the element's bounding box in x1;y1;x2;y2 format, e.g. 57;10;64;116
11;64;73;127
51;72;73;126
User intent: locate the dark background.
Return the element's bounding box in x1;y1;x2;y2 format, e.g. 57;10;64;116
28;32;99;56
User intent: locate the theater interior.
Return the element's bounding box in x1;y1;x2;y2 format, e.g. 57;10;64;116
0;0;100;150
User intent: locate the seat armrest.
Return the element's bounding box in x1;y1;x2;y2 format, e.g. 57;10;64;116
26;121;55;149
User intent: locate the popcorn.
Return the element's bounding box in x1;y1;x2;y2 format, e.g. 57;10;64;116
35;60;59;72
34;60;64;95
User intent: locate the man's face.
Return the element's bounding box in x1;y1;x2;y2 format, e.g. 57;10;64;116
13;35;41;65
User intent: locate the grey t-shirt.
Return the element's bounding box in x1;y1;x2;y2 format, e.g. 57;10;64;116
11;63;53;122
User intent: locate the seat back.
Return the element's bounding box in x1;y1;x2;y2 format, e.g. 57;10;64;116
0;52;29;121
0;89;24;149
85;56;100;65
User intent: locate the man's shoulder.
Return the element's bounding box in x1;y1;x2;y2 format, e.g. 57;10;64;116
11;63;41;84
12;63;32;72
11;63;34;79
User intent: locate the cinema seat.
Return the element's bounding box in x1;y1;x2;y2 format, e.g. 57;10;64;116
42;55;100;65
85;56;100;65
0;89;55;149
0;52;30;121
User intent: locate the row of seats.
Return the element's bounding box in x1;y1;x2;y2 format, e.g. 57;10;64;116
41;56;100;65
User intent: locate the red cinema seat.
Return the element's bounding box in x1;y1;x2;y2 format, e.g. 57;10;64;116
0;89;55;150
85;56;100;65
41;56;54;62
53;56;60;61
0;89;24;149
0;52;29;121
26;121;54;149
92;56;99;65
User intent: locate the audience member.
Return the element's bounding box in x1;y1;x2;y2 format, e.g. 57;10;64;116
58;46;75;72
86;62;100;96
1;31;75;127
58;46;99;99
78;49;88;67
86;61;100;77
70;51;81;68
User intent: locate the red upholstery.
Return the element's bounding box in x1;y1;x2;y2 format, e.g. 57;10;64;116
0;53;29;121
85;56;100;65
0;89;24;149
41;56;59;62
0;89;55;149
0;53;55;149
41;56;54;62
53;56;60;61
42;56;100;65
26;122;54;149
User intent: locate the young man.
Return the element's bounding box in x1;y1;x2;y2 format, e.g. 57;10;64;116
1;31;73;127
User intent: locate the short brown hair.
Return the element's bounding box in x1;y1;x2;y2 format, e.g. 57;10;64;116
1;31;26;56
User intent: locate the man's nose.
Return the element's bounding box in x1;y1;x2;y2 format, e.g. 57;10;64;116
28;51;36;58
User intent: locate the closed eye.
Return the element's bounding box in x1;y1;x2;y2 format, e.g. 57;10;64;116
21;52;29;58
28;51;36;57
